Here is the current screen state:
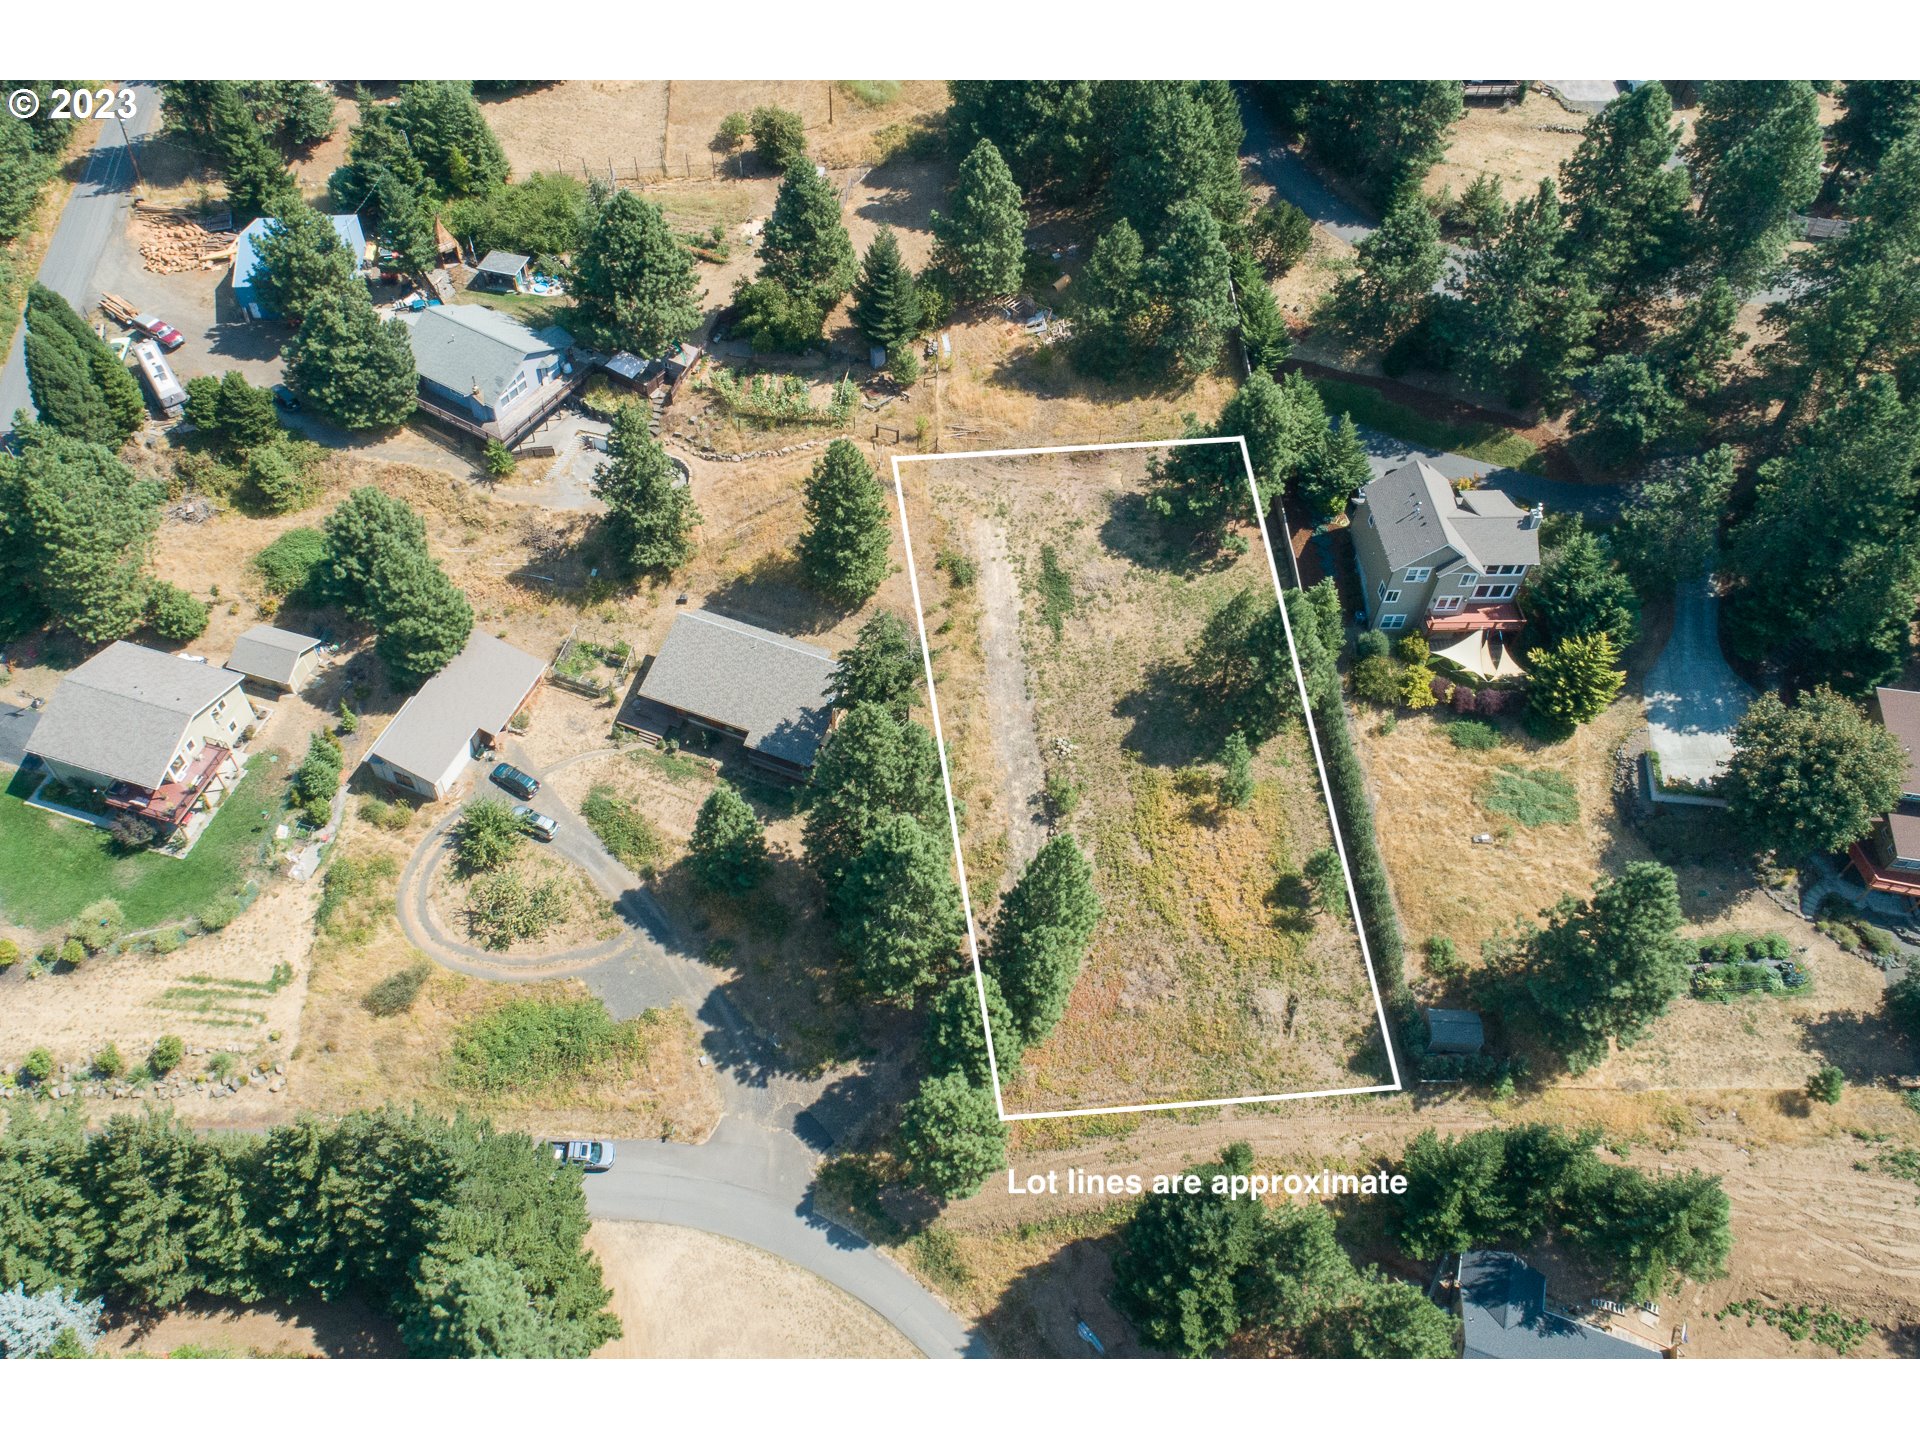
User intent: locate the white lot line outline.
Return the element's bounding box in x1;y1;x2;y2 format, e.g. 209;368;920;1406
890;437;1403;1121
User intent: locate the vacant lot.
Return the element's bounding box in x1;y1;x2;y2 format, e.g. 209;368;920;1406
589;1221;915;1358
900;447;1387;1113
1425;87;1590;204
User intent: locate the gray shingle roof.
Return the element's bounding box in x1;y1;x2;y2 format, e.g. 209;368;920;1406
225;624;321;688
638;611;834;768
1359;460;1543;572
476;250;531;276
366;630;545;783
1424;1007;1485;1055
403;304;571;409
1459;1252;1660;1359
26;642;245;788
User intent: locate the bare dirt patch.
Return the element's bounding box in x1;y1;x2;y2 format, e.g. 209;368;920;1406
98;1292;401;1358
900;447;1387;1113
1425;88;1590;204
588;1221;915;1358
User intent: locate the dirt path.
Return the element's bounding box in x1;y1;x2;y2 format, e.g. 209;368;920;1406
972;517;1049;888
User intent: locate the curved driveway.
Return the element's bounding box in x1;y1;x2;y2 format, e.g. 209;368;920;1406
402;746;986;1358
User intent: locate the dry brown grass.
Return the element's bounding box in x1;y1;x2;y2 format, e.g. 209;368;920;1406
1425;88;1589;204
900;449;1386;1113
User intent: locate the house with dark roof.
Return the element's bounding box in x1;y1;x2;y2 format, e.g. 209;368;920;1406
1455;1252;1664;1359
231;213;368;321
365;631;546;800
24;642;258;835
619;611;835;782
1350;460;1543;636
402;303;581;449
1850;686;1920;898
224;624;323;695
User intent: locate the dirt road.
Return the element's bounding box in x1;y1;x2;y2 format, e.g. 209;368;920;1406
971;517;1050;889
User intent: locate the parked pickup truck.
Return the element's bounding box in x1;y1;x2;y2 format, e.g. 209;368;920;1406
548;1140;615;1172
131;313;185;351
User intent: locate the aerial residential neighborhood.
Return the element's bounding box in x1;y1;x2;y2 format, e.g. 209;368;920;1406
0;44;1916;1407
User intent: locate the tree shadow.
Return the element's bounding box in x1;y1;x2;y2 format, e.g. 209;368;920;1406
1796;1008;1913;1083
1113;658;1217;768
850;156;944;234
1266;870;1315;939
703;553;854;636
973;1236;1146;1358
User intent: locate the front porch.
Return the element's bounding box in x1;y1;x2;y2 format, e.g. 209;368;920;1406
1848;840;1920;899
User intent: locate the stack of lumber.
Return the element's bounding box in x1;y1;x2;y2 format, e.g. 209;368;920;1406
135;209;238;274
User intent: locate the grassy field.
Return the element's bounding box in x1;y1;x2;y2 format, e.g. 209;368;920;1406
902;449;1387;1114
1312;375;1543;472
0;756;289;934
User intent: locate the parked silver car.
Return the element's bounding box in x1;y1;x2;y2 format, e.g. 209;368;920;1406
548;1139;615;1172
513;805;559;841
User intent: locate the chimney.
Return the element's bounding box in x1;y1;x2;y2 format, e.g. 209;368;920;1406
1522;503;1543;530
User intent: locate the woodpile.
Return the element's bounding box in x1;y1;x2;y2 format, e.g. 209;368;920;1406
135;207;237;275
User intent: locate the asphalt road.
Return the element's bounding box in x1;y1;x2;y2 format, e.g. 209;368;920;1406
398;746;987;1358
0;84;161;441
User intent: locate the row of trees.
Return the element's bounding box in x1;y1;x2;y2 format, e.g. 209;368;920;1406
0;83;80;247
0;1104;619;1356
318;486;473;687
21;284;145;448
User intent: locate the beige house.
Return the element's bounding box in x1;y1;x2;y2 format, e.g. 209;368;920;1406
1350;460;1543;637
225;624;324;695
25;642;258;834
365;630;546;801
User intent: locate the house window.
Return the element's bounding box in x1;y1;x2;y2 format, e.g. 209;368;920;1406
1432;595;1464;614
1382;589;1401;605
1458;573;1479;587
1379;614;1408;630
1404;567;1431;583
1487;564;1526;576
1473;583;1519;600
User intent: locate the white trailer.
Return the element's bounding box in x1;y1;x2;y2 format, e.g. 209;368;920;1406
131;338;187;417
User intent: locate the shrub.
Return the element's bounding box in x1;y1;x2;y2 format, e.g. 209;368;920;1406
251;526;327;597
198;897;241;932
57;937;84;966
1400;662;1438;709
1889;972;1920;1042
75;898;124;954
149;1034;185;1074
1807;1064;1846;1105
147;581;211;642
454;798;524;873
1854;921;1898;956
937;548;977;587
1445;719;1501;751
245;442;316;514
1354;629;1391;660
109;811;158;850
1395;634;1430;665
1351;654;1403;707
316;853;399;941
150;928;185;955
1250;198;1314;275
336;700;359;735
358;794;414;831
1043;769;1081;818
364;961;434;1017
579;785;663;873
207;1051;236;1081
466;871;569;949
92;1044;124;1079
1424;935;1464;979
1304;846;1349;920
1481;765;1579;826
445;996;629;1092
22;1048;54;1084
0;940;16;969
483;439;516;477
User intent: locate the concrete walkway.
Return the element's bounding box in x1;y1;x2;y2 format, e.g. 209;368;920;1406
1644;572;1755;785
395;744;986;1358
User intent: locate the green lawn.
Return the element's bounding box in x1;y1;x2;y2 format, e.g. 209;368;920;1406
0;754;290;934
1311;376;1544;473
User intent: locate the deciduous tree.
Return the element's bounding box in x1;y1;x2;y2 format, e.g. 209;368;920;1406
1722;687;1907;858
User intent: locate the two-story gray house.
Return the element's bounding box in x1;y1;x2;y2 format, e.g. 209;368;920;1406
1350;460;1543;636
403;303;578;448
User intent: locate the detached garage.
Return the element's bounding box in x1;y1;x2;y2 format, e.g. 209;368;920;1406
225;624;323;695
364;631;545;800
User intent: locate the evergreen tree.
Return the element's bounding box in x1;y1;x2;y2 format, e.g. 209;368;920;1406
1526;861;1692;1072
1557;82;1691;314
1522;518;1639;648
1106;81;1247;241
849;225;924;352
1145;200;1237;377
0;113;58;244
1297;412;1371;519
0;429;162;644
1525;631;1624;735
896;1073;1005;1200
1722;687;1907;858
1148;413;1253;536
369;546;473;689
835;813;965;1002
1231;249;1289;372
1829;80;1920;189
1299;1273;1458;1359
1574;353;1683;468
391;81;509;197
1723;375;1920;689
688;781;769;895
592;404;700;575
1218;730;1255;809
327;92;429;211
946;82;1105;200
410;1254;549;1358
284;288;418;430
1610;446;1737;592
206;80;299;214
1443;177;1598;406
1652;278;1744;401
984;835;1101;1045
925;972;1020;1087
23;284;143;446
931;139;1027;301
759;165;857;309
147;582;209;643
802;700;946;888
249;201;358;326
320;484;429;618
796;439;891;604
1185;586;1303;743
570;188;703;356
827;610;922;718
1298;81;1463;211
1329;191;1443;344
1070;219;1148;380
1454;170;1509;242
1686;81;1823;290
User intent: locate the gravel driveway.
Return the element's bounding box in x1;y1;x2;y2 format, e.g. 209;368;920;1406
1644;572;1755;785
